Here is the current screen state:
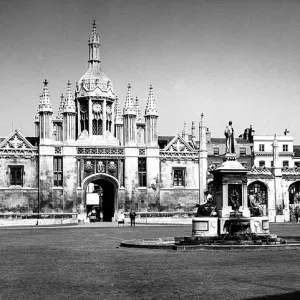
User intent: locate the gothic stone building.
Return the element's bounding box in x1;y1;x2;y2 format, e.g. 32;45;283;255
0;22;206;221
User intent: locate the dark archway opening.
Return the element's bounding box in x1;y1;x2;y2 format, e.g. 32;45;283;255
86;178;115;222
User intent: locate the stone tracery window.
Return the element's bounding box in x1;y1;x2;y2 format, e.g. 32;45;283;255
92;101;103;135
138;158;147;187
80;103;89;132
54;157;63;187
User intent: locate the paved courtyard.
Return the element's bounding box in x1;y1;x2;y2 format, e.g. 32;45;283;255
1;223;300;300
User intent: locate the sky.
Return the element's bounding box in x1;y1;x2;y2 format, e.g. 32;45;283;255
1;0;300;142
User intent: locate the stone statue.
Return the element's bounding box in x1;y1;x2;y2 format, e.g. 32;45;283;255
230;190;240;211
195;191;217;217
224;121;235;154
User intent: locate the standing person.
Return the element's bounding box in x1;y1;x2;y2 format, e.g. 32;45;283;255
129;209;136;226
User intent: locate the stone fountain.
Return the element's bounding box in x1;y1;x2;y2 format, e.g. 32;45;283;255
120;121;292;250
187;153;275;245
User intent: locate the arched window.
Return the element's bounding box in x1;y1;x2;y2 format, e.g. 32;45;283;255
92;119;103;135
259;161;265;167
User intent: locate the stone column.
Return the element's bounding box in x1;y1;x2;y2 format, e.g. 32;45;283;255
198;114;207;204
103;99;107;137
89;99;92;137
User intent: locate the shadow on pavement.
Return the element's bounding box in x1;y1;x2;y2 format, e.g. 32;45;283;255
246;290;300;300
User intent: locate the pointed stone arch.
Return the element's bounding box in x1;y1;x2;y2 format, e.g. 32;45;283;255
82;173;119;221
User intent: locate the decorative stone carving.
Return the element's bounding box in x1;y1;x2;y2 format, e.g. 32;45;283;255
84;161;94;173
0;131;37;158
9;136;27;149
108;161;117;174
77;147;124;156
92;102;102;114
97;161;105;173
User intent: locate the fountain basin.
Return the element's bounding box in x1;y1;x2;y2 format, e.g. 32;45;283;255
120;236;300;251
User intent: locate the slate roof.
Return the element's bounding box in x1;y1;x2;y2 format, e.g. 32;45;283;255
158;136;175;143
25;137;39;147
158;136;175;149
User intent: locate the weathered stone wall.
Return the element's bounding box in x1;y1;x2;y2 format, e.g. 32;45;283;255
0;189;38;213
62;147;77;212
159;159;199;211
159;189;198;211
0;156;38;212
124;147;138;211
117;188;125;211
145;149;160;211
39;153;54;212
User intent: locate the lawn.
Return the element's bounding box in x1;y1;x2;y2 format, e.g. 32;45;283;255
1;224;300;300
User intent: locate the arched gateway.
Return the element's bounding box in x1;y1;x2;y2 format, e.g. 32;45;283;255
82;173;119;222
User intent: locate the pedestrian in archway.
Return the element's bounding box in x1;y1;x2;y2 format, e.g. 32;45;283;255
130;209;136;226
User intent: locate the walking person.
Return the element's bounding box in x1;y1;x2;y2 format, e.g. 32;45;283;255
129;209;136;226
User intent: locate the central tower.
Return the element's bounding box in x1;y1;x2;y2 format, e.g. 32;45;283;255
75;21;117;144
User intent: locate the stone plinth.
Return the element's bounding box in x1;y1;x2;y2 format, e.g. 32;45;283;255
210;154;249;218
192;217;218;237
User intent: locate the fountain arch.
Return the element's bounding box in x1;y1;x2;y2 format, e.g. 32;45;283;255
247;181;268;215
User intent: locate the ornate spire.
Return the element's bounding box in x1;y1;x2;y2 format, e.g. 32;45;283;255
191;121;196;141
63;80;75;113
34;106;40;122
200;113;205;127
135;97;144;123
114;96;123;124
88;20;100;63
199;113;207;151
182;121;189;140
123;83;136;115
145;85;158;116
56;94;65;119
39;79;52;112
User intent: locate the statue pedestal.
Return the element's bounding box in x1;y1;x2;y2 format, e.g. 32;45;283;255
192;217;218;237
